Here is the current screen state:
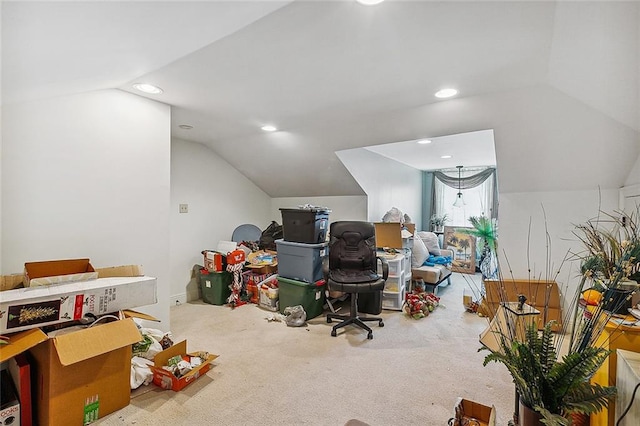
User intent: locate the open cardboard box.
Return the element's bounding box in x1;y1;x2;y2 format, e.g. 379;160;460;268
453;397;496;426
0;316;143;426
24;258;98;287
151;340;218;391
374;222;415;249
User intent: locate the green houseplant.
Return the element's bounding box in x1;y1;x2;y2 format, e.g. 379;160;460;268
430;213;449;232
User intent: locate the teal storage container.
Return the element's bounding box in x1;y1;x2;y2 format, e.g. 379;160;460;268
200;271;232;305
277;276;326;319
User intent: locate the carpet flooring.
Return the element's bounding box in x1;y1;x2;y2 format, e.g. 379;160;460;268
96;272;515;425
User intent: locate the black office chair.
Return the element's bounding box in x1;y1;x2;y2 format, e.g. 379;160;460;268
324;221;388;339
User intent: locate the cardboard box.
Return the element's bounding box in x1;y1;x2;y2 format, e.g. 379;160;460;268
95;264;144;278
151;340;218;391
1;369;21;426
0;276;157;333
374;222;415;248
483;279;562;331
29;318;142;426
24;259;98;287
452;398;496;426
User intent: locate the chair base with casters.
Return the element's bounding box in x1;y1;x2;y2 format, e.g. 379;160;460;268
326;291;384;339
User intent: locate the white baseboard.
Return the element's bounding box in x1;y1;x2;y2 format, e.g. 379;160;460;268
171;293;187;306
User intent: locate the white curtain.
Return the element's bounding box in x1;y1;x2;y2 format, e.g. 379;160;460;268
433;167;496;227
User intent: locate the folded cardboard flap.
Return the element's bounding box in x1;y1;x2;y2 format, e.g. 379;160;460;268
52;318;141;366
0;328;48;363
374;222;415;248
0;274;24;292
96;265;144;278
154;339;188;368
122;309;160;322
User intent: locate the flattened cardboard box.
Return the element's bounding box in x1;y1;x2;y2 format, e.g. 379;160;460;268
151;340;218;391
29;318;142;426
0;276;157;333
24;259;98;287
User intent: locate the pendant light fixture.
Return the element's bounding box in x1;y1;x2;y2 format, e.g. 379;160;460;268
453;165;466;207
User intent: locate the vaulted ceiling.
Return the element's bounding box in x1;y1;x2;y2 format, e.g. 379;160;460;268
3;1;639;197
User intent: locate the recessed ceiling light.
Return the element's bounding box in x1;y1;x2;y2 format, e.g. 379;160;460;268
435;88;458;99
261;125;277;132
441;155;452;159
132;83;163;94
417;139;432;145
178;125;193;130
356;0;385;5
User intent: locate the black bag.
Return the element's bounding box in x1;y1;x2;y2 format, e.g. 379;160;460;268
259;221;283;251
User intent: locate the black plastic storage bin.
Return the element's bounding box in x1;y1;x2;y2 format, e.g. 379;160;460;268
358;290;383;315
280;208;330;244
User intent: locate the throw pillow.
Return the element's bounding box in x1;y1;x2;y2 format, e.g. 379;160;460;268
418;231;442;256
411;232;430;267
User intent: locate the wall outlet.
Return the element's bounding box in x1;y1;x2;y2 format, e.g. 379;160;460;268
179;204;188;213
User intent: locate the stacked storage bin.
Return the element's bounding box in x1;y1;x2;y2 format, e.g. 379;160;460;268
378;252;406;310
276;208;330;319
199;251;231;305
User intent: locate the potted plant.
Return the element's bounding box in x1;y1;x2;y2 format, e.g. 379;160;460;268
479;210;640;425
430;213;449;233
483;321;615;426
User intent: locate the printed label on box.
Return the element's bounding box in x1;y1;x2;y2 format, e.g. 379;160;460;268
6;299;64;329
83;395;99;425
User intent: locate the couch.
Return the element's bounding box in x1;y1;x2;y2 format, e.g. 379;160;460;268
410;231;454;294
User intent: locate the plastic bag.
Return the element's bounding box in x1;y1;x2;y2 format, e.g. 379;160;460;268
283;305;307;327
259;221;283;251
381;207;405;224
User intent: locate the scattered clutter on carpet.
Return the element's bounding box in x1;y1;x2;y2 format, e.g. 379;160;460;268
131;327;174;389
403;282;441;319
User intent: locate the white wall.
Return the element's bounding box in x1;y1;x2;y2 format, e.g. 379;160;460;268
336;148;423;227
170;139;271;302
270;196;367;225
497;188;619;316
1;89;172;326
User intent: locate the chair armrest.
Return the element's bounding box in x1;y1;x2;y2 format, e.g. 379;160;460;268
322;256;330;281
377;256;389;280
440;248;455;260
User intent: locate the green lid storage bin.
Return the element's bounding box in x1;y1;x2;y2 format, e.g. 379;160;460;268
200;271;232;305
277;276;326;320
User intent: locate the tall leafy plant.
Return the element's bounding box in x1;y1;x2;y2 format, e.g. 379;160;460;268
458;215;498;279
